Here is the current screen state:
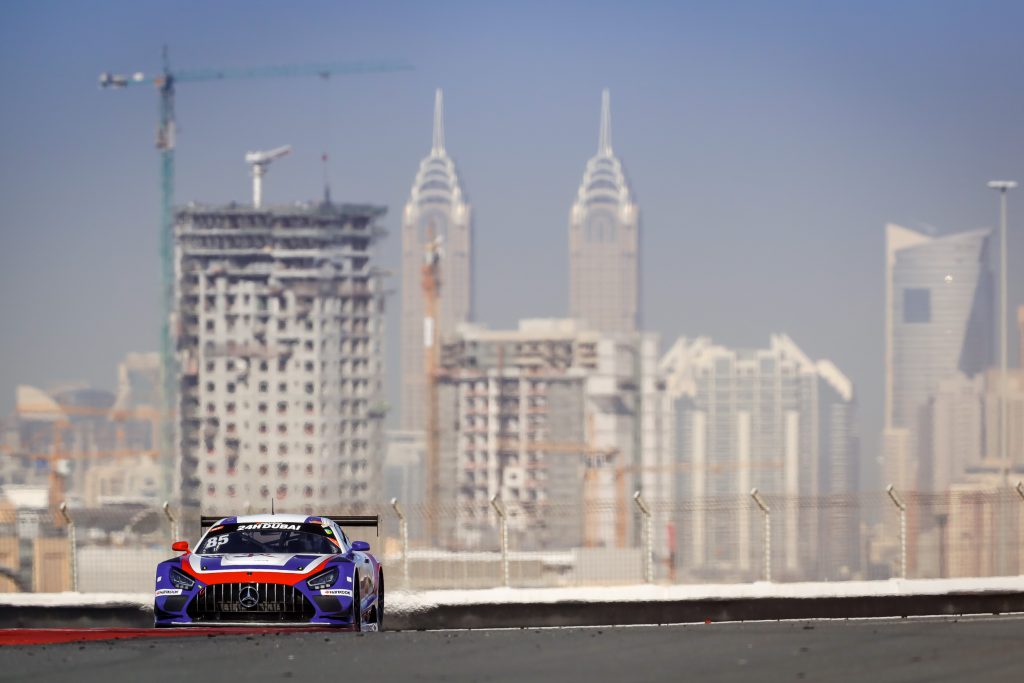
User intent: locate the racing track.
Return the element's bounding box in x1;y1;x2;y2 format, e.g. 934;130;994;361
2;615;1024;682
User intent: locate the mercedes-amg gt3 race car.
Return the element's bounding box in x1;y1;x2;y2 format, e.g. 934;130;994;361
153;514;383;629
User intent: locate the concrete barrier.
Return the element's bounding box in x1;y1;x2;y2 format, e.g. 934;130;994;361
3;589;1023;631
386;591;1024;630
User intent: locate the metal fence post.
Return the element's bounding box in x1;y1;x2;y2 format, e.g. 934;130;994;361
58;502;77;592
633;491;653;583
391;498;409;589
162;501;179;541
750;488;771;583
887;484;907;579
490;495;509;587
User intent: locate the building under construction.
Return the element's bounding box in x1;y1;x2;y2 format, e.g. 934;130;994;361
174;200;388;517
436;319;669;550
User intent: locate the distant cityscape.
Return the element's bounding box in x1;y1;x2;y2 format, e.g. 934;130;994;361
1;88;1020;585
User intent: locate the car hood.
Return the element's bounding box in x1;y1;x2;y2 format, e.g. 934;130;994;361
186;553;334;575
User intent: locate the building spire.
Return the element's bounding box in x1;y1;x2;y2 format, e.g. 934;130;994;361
598;88;612;156
432;88;445;155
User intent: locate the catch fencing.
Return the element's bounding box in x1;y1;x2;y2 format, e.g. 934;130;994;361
1;485;1023;593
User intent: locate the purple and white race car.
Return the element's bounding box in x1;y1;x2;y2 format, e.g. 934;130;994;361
153;513;383;629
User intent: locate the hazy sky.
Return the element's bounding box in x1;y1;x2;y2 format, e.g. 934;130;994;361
1;1;1023;485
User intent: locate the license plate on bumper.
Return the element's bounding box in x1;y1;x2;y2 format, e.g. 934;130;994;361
218;603;285;612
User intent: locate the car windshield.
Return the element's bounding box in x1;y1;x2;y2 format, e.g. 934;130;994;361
197;522;343;555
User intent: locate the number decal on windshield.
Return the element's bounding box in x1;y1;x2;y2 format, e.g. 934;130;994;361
204;535;229;552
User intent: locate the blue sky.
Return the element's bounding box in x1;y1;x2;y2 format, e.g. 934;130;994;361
1;1;1023;486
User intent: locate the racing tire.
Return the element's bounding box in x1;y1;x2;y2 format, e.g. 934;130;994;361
375;573;384;631
351;584;362;632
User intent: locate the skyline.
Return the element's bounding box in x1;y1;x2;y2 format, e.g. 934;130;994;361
2;1;1024;491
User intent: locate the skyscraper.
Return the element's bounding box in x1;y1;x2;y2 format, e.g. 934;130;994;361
883;224;993;491
661;334;858;581
569;90;639;335
400;89;472;431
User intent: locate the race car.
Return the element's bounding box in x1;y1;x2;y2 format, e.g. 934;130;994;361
153;513;383;629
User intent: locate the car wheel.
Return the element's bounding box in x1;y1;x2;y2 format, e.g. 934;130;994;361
375;573;384;630
351;584;361;632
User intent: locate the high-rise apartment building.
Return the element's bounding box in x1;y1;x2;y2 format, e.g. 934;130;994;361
400;89;472;431
437;320;667;550
174;201;388;517
569;90;639;335
661;335;858;581
883;224;993;492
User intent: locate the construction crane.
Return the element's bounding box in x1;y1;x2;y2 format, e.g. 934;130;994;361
14;403;159;523
98;49;413;501
245;145;292;208
422;224;443;543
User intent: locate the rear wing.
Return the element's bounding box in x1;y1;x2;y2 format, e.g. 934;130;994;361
199;514;379;536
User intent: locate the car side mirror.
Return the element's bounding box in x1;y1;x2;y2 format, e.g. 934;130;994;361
351;540;370;552
171;540;190;553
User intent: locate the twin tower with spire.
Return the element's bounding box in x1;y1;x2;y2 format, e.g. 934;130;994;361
399;89;639;431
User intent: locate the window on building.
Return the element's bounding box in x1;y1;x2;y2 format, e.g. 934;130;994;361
904;287;931;323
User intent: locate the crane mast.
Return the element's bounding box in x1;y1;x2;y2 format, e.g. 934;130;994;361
422;225;443;544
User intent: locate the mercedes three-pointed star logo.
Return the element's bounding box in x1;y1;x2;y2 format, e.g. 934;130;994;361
238;585;259;609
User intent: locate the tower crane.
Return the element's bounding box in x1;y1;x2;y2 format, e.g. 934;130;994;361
98;50;413;499
422;224;443;543
13;403;159;523
245;145;292;208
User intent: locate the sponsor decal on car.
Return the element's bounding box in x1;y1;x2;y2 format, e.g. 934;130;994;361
237;523;301;531
320;588;352;596
155;588;183;596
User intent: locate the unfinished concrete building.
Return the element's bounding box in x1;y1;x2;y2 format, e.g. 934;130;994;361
437;319;668;551
174;201;388;517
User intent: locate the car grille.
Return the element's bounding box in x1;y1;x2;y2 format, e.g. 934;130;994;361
188;582;315;622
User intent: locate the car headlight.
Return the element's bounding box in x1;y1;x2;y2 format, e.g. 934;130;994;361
169;566;195;590
307;567;338;590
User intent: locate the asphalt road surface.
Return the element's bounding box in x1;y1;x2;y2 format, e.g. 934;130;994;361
2;616;1023;682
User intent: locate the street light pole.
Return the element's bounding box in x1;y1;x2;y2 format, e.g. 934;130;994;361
988;180;1017;487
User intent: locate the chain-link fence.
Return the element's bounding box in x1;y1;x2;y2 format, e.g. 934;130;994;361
2;486;1023;593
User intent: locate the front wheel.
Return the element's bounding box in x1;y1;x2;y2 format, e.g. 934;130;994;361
351;584;361;632
375;572;384;631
